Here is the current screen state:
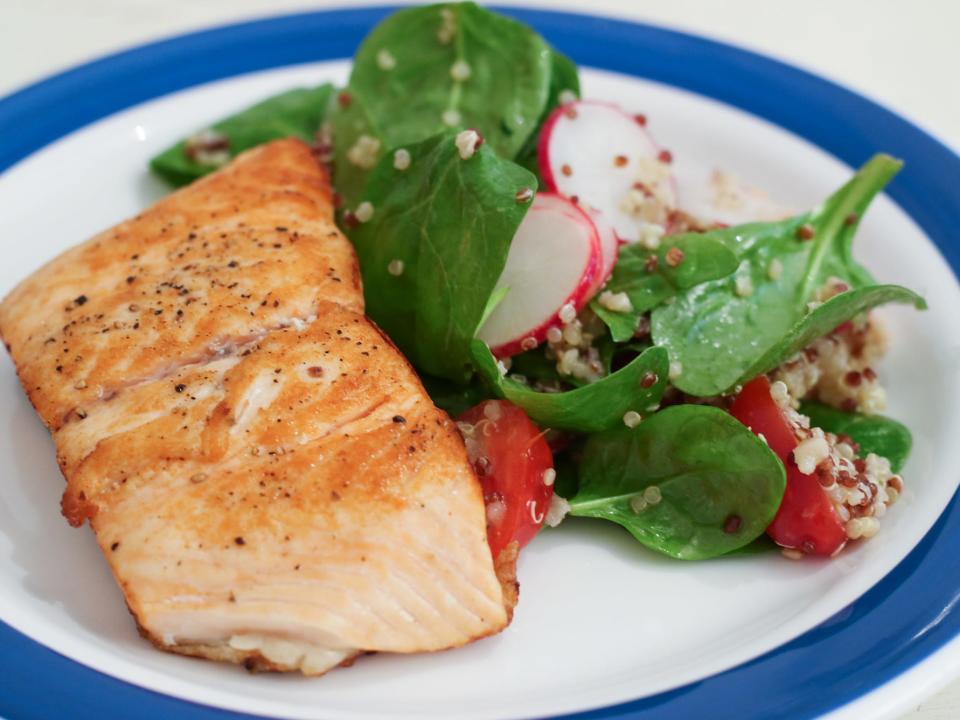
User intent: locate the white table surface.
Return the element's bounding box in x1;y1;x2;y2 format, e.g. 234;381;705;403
2;1;958;718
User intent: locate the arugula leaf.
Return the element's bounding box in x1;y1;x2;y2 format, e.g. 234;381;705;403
592;235;740;341
471;340;668;432
333;2;553;207
348;132;536;381
801;402;912;472
569;405;786;560
652;155;927;397
150;85;335;186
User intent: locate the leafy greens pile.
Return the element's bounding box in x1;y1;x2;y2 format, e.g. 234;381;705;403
150;2;925;561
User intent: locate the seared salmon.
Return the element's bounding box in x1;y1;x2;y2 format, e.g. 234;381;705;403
0;139;511;674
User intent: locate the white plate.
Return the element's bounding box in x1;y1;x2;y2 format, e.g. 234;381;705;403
1;56;958;720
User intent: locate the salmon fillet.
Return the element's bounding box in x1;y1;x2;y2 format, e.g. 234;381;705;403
0;139;511;674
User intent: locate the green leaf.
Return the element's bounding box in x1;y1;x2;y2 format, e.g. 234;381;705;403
333;2;553;207
569;405;786;560
801;402;913;472
741;284;925;382
470;340;668;432
348;132;536;382
515;47;580;178
652;155;927;397
150;85;335;186
592;235;740;341
421;374;489;417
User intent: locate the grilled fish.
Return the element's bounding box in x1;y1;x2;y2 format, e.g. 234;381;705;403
0;139;512;674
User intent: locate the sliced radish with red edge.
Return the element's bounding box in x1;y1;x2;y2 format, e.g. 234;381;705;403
539;100;676;243
476;192;601;357
584;206;619;297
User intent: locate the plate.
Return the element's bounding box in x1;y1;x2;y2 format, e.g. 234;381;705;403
1;6;959;720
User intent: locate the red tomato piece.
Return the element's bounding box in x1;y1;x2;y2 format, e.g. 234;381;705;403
731;376;847;556
458;400;554;560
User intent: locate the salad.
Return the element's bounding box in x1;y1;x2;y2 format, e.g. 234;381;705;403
150;2;926;562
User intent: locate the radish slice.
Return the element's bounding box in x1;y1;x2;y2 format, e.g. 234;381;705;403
477;193;601;357
538;100;676;243
584;206;619;297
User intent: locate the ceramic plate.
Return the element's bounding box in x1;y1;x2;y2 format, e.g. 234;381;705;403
1;6;959;720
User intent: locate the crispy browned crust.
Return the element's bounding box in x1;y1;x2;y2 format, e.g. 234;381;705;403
2;139;516;676
495;541;521;624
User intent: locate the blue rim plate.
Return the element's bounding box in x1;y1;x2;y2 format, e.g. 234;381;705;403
1;6;959;720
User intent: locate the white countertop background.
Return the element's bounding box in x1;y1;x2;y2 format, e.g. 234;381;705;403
2;1;958;718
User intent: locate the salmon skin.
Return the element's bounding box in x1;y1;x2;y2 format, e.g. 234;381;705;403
0;139;512;675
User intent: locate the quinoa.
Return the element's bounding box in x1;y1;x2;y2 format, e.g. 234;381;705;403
771;311;888;414
772;380;902;549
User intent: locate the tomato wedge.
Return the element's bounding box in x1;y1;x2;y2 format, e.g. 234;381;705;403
731;377;847;556
457;400;554;560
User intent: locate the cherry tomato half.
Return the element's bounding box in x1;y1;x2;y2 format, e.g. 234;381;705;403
458;400;554;560
731;376;847;556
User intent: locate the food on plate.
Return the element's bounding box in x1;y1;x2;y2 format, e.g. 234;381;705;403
145;4;925;562
0;0;929;677
0;139;512;674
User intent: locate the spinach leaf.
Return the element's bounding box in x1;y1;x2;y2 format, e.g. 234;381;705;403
592;235;740;341
569;405;786;560
471;340;668;432
349;132;536;381
515;48;581;178
801;402;912;472
421;374;489;417
652;155;927;397
740;284;925;383
150;85;335;186
333;2;553;207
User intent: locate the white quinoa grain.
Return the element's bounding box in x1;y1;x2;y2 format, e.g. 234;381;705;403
668;360;683;380
781;548;805;560
387;258;404;276
346;134;381;169
546;326;564;344
442;109;462;127
846;516;880;540
562;320;583;346
642;485;662;505
486;499;506;524
558;302;577;324
638;223;664;250
450;59;472;82
629;495;648;514
542;468;557;487
769;380;791;408
623;410;642;428
354;201;374;223
393;148;411;170
793;435;830;475
520;336;538;351
598;290;634;313
437;7;456;44
767;258;784;281
455;129;481;159
734;274;754;297
558;89;577;105
483;401;503;421
545;494;571;527
376;49;396;70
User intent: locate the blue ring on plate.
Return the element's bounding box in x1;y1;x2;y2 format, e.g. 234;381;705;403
1;6;958;720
